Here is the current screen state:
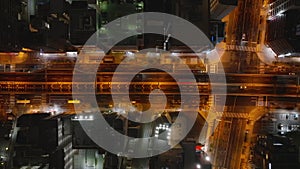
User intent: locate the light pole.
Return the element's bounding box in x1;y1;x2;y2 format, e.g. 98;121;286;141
163;34;171;51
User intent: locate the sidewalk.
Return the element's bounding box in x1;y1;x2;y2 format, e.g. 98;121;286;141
256;45;277;65
207;42;226;64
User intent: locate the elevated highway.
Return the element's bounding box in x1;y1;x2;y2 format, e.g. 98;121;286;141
0;71;298;97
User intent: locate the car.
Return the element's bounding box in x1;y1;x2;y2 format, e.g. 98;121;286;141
240;85;247;89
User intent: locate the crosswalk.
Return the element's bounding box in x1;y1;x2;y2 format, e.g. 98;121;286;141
257;96;265;106
216;112;249;118
9;94;15;106
251;96;265;106
209;64;217;73
226;45;257;52
258;62;265;74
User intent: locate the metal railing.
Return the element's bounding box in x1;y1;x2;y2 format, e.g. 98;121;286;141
268;0;300;17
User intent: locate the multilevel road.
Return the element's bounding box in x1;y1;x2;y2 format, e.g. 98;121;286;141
0;70;298;97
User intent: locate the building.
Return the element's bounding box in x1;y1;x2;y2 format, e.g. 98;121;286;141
12;113;75;169
210;0;238;20
0;0;21;51
143;0;211;48
253;134;300;169
266;0;300;56
0;0;220;50
69;1;97;45
253;108;300;168
256;109;300;135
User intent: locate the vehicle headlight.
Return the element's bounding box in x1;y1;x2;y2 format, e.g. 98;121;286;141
196;164;201;169
205;156;210;161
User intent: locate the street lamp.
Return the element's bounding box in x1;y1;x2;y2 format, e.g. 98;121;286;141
205;156;210;162
163;34;171;51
